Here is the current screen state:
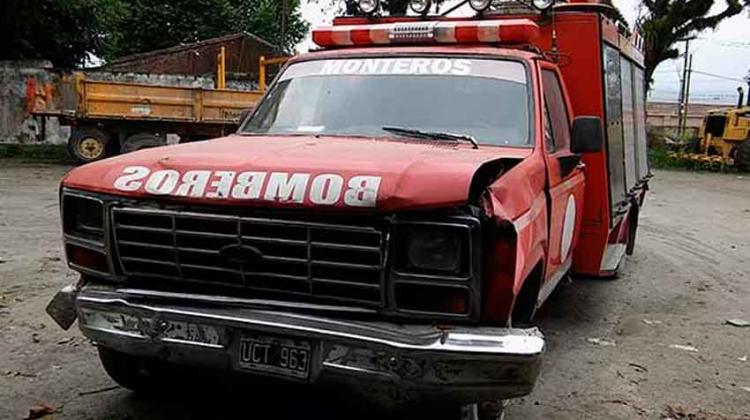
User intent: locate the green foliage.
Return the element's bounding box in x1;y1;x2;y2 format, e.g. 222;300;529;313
638;0;745;88
101;0;236;59
103;0;309;58
232;0;310;54
0;144;73;163
0;0;119;67
2;0;308;66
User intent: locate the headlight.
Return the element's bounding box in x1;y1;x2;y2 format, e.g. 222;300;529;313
532;0;555;10
391;219;479;318
468;0;492;12
357;0;380;14
409;0;432;15
395;224;470;276
62;191;111;276
63;194;104;242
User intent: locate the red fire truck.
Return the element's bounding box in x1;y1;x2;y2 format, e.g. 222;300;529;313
47;0;649;418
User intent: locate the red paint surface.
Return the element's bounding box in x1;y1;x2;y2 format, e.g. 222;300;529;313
63;135;530;212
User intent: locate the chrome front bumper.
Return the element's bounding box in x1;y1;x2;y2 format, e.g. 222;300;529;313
47;283;545;405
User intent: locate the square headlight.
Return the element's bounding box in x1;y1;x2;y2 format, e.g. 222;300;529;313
63;194;104;242
394;224;470;277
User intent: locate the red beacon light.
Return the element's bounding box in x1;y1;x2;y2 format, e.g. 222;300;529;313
312;18;541;48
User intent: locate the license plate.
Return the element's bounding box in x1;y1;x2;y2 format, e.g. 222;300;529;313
237;334;311;379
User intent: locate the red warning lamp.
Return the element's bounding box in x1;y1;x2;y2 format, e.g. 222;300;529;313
312;18;541;47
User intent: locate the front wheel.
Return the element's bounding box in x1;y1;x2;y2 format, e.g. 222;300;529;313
97;347;177;394
463;401;506;420
121;132;166;154
734;140;750;171
420;401;506;420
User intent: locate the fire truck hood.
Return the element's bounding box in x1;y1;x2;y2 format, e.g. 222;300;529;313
63;135;531;212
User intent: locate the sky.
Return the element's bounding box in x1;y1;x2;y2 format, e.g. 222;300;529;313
300;0;750;105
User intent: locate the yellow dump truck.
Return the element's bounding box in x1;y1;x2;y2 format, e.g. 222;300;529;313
27;56;287;164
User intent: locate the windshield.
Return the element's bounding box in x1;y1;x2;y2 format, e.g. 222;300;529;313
242;57;532;147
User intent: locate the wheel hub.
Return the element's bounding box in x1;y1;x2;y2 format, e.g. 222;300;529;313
79;137;104;160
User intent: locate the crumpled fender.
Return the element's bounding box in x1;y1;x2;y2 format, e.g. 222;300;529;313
480;152;548;323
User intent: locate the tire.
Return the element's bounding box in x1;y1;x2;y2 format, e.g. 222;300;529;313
68;127;109;164
735;140;750;172
417;401;505;420
121;132;165;154
97;347;175;394
685;136;701;154
472;401;507;420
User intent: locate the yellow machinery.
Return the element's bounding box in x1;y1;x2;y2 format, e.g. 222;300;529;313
28;54;289;164
694;90;750;170
697;106;750;169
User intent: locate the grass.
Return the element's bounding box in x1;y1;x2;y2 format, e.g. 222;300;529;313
649;148;739;172
0;144;73;164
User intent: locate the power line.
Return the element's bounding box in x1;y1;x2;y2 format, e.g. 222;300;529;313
653;69;746;82
690;70;746;82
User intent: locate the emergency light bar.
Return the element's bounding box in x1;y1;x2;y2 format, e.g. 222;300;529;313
312;19;540;47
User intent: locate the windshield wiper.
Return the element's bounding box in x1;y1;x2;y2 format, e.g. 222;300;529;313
382;126;479;149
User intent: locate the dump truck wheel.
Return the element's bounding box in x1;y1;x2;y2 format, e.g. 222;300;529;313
735;140;750;171
68;127;109;164
121;132;165;154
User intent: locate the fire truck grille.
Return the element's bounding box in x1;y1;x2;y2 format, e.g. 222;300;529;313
111;208;385;306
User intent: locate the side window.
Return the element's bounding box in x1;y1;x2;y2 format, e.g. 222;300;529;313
542;70;571;152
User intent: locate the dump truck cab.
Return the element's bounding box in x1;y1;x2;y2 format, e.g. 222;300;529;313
47;2;649;418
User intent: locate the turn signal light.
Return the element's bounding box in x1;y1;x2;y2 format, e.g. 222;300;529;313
395;283;469;315
66;244;109;273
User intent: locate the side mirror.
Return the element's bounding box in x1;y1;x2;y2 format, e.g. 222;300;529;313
570;116;604;154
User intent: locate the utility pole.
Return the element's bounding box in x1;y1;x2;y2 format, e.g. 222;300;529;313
677;37;695;136
281;0;287;52
682;54;693;135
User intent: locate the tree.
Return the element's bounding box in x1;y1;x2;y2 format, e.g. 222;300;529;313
2;0;308;66
101;0;234;59
232;0;310;54
102;0;309;59
0;0;118;68
638;0;744;87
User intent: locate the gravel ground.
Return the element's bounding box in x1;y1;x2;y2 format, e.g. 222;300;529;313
0;161;748;420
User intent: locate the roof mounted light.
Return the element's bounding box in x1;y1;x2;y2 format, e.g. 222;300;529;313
532;0;554;10
409;0;432;15
468;0;492;12
357;0;380;15
312;18;541;47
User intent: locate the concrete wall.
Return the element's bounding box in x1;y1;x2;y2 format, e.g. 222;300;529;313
646;101;733;138
0;61;69;145
0;62;258;145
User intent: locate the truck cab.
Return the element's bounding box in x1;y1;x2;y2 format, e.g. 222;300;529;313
47;2;649;418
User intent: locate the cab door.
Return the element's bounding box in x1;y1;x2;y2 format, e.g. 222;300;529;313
538;64;586;301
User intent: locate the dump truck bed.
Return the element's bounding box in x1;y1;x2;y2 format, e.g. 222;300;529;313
30;72;263;125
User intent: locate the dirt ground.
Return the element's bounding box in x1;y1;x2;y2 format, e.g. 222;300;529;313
0;161;748;420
